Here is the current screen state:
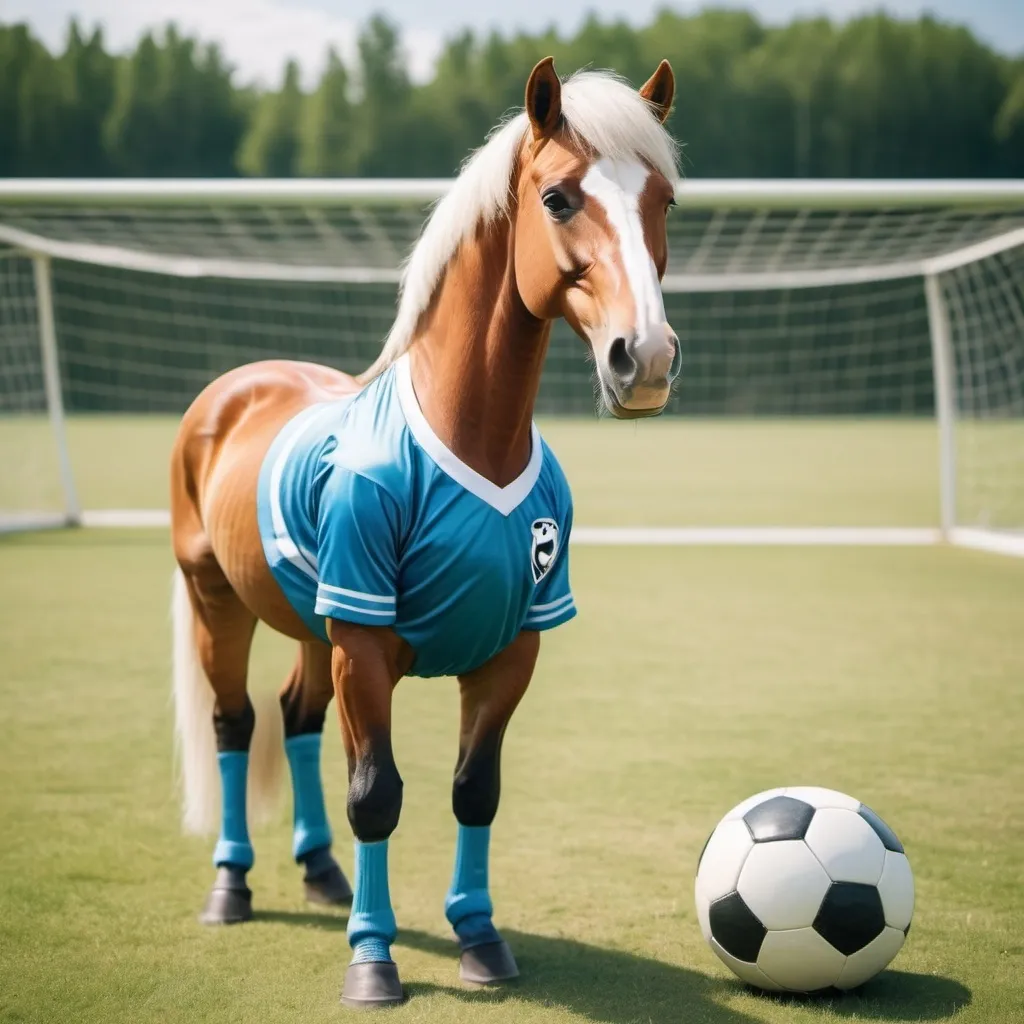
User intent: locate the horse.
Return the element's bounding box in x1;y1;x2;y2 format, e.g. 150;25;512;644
169;56;681;1009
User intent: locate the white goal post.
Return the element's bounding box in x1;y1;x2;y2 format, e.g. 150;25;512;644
1;178;1022;555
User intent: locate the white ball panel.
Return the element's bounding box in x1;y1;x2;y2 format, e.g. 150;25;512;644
804;808;886;884
757;927;846;992
723;788;786;821
709;938;783;991
695;819;755;900
877;851;915;930
737;840;831;931
783;786;860;811
694;880;712;942
834;926;906;989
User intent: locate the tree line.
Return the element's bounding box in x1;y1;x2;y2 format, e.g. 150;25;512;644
2;10;1023;179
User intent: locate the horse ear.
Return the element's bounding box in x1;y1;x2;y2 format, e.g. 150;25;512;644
525;56;562;140
639;59;675;124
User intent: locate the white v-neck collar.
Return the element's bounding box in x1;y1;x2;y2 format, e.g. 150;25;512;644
394;353;543;517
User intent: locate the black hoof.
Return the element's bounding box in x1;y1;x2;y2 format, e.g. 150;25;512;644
303;855;353;907
199;866;252;925
341;960;404;1009
459;940;519;986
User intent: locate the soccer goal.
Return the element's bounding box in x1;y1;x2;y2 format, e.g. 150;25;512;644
1;178;1022;555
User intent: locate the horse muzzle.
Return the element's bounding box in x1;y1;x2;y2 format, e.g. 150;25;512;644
599;326;681;418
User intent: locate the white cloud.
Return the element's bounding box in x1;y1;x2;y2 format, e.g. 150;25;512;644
11;0;442;87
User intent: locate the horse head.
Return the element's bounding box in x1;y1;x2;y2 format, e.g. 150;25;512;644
513;57;681;418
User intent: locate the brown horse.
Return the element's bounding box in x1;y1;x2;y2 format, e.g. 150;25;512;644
170;57;680;1009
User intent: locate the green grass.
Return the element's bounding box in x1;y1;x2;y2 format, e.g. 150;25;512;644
2;529;1023;1023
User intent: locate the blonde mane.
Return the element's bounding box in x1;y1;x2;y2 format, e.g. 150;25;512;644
362;69;679;380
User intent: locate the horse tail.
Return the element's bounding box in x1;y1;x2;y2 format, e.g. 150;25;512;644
171;567;284;836
247;686;286;832
172;567;219;834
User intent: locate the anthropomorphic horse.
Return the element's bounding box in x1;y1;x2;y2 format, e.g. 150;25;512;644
170;56;680;1008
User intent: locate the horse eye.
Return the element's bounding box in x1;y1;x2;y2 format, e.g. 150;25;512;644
667;196;677;212
542;189;574;221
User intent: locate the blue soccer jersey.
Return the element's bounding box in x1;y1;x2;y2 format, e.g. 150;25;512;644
256;354;576;678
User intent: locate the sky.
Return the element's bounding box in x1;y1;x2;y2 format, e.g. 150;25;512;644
8;0;1024;87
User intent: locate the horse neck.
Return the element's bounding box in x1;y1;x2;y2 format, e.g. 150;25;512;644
406;213;551;488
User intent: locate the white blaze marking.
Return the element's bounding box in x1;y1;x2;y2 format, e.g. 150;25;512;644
580;157;666;337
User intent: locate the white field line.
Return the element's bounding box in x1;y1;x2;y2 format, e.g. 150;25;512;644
949;528;1024;558
82;509;171;527
571;526;942;545
78;510;942;546
11;513;1021;557
0;511;74;534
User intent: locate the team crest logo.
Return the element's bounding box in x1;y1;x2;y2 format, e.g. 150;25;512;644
530;518;559;583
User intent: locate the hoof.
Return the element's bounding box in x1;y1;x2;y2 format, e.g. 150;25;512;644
199;866;252;925
304;860;353;907
341;960;404;1009
459;940;519;986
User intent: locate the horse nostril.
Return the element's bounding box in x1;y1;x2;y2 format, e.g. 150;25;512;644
607;336;636;383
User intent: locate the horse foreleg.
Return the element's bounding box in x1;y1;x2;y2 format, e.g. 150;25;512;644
448;630;539;985
280;641;353;905
329;621;407;1009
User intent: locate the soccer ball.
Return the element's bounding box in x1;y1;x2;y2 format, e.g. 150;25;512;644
694;787;914;992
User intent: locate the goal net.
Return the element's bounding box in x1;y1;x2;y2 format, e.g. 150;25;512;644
1;180;1022;554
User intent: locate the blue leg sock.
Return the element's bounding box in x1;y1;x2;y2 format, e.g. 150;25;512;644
445;825;500;949
347;840;397;964
285;734;332;862
212;751;254;870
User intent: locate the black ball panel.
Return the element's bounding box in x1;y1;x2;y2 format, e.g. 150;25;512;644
858;804;905;853
743;796;816;843
708;892;767;963
813;881;886;955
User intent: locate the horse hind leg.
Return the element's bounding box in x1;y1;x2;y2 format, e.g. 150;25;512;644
172;557;281;924
280;642;352;906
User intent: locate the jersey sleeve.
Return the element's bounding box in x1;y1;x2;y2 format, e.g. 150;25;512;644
523;504;576;631
314;469;401;628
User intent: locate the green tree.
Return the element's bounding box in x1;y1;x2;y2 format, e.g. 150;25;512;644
637;9;766;176
237;59;303;176
297;49;354;176
994;64;1024;174
349;15;413;175
2;10;1023;179
104;25;243;176
60;21;117;175
0;24;50;174
11;33;65;175
737;19;834;176
814;15;1007;177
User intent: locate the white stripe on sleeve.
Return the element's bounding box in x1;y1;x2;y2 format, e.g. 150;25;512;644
317;583;396;604
528;593;574;613
315;596;396;617
524;599;576;624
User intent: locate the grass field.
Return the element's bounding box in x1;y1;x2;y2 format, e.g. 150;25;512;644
2;523;1023;1023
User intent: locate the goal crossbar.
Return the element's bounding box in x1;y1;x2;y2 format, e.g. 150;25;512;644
3;178;1024;208
0;223;403;285
4;220;1023;294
